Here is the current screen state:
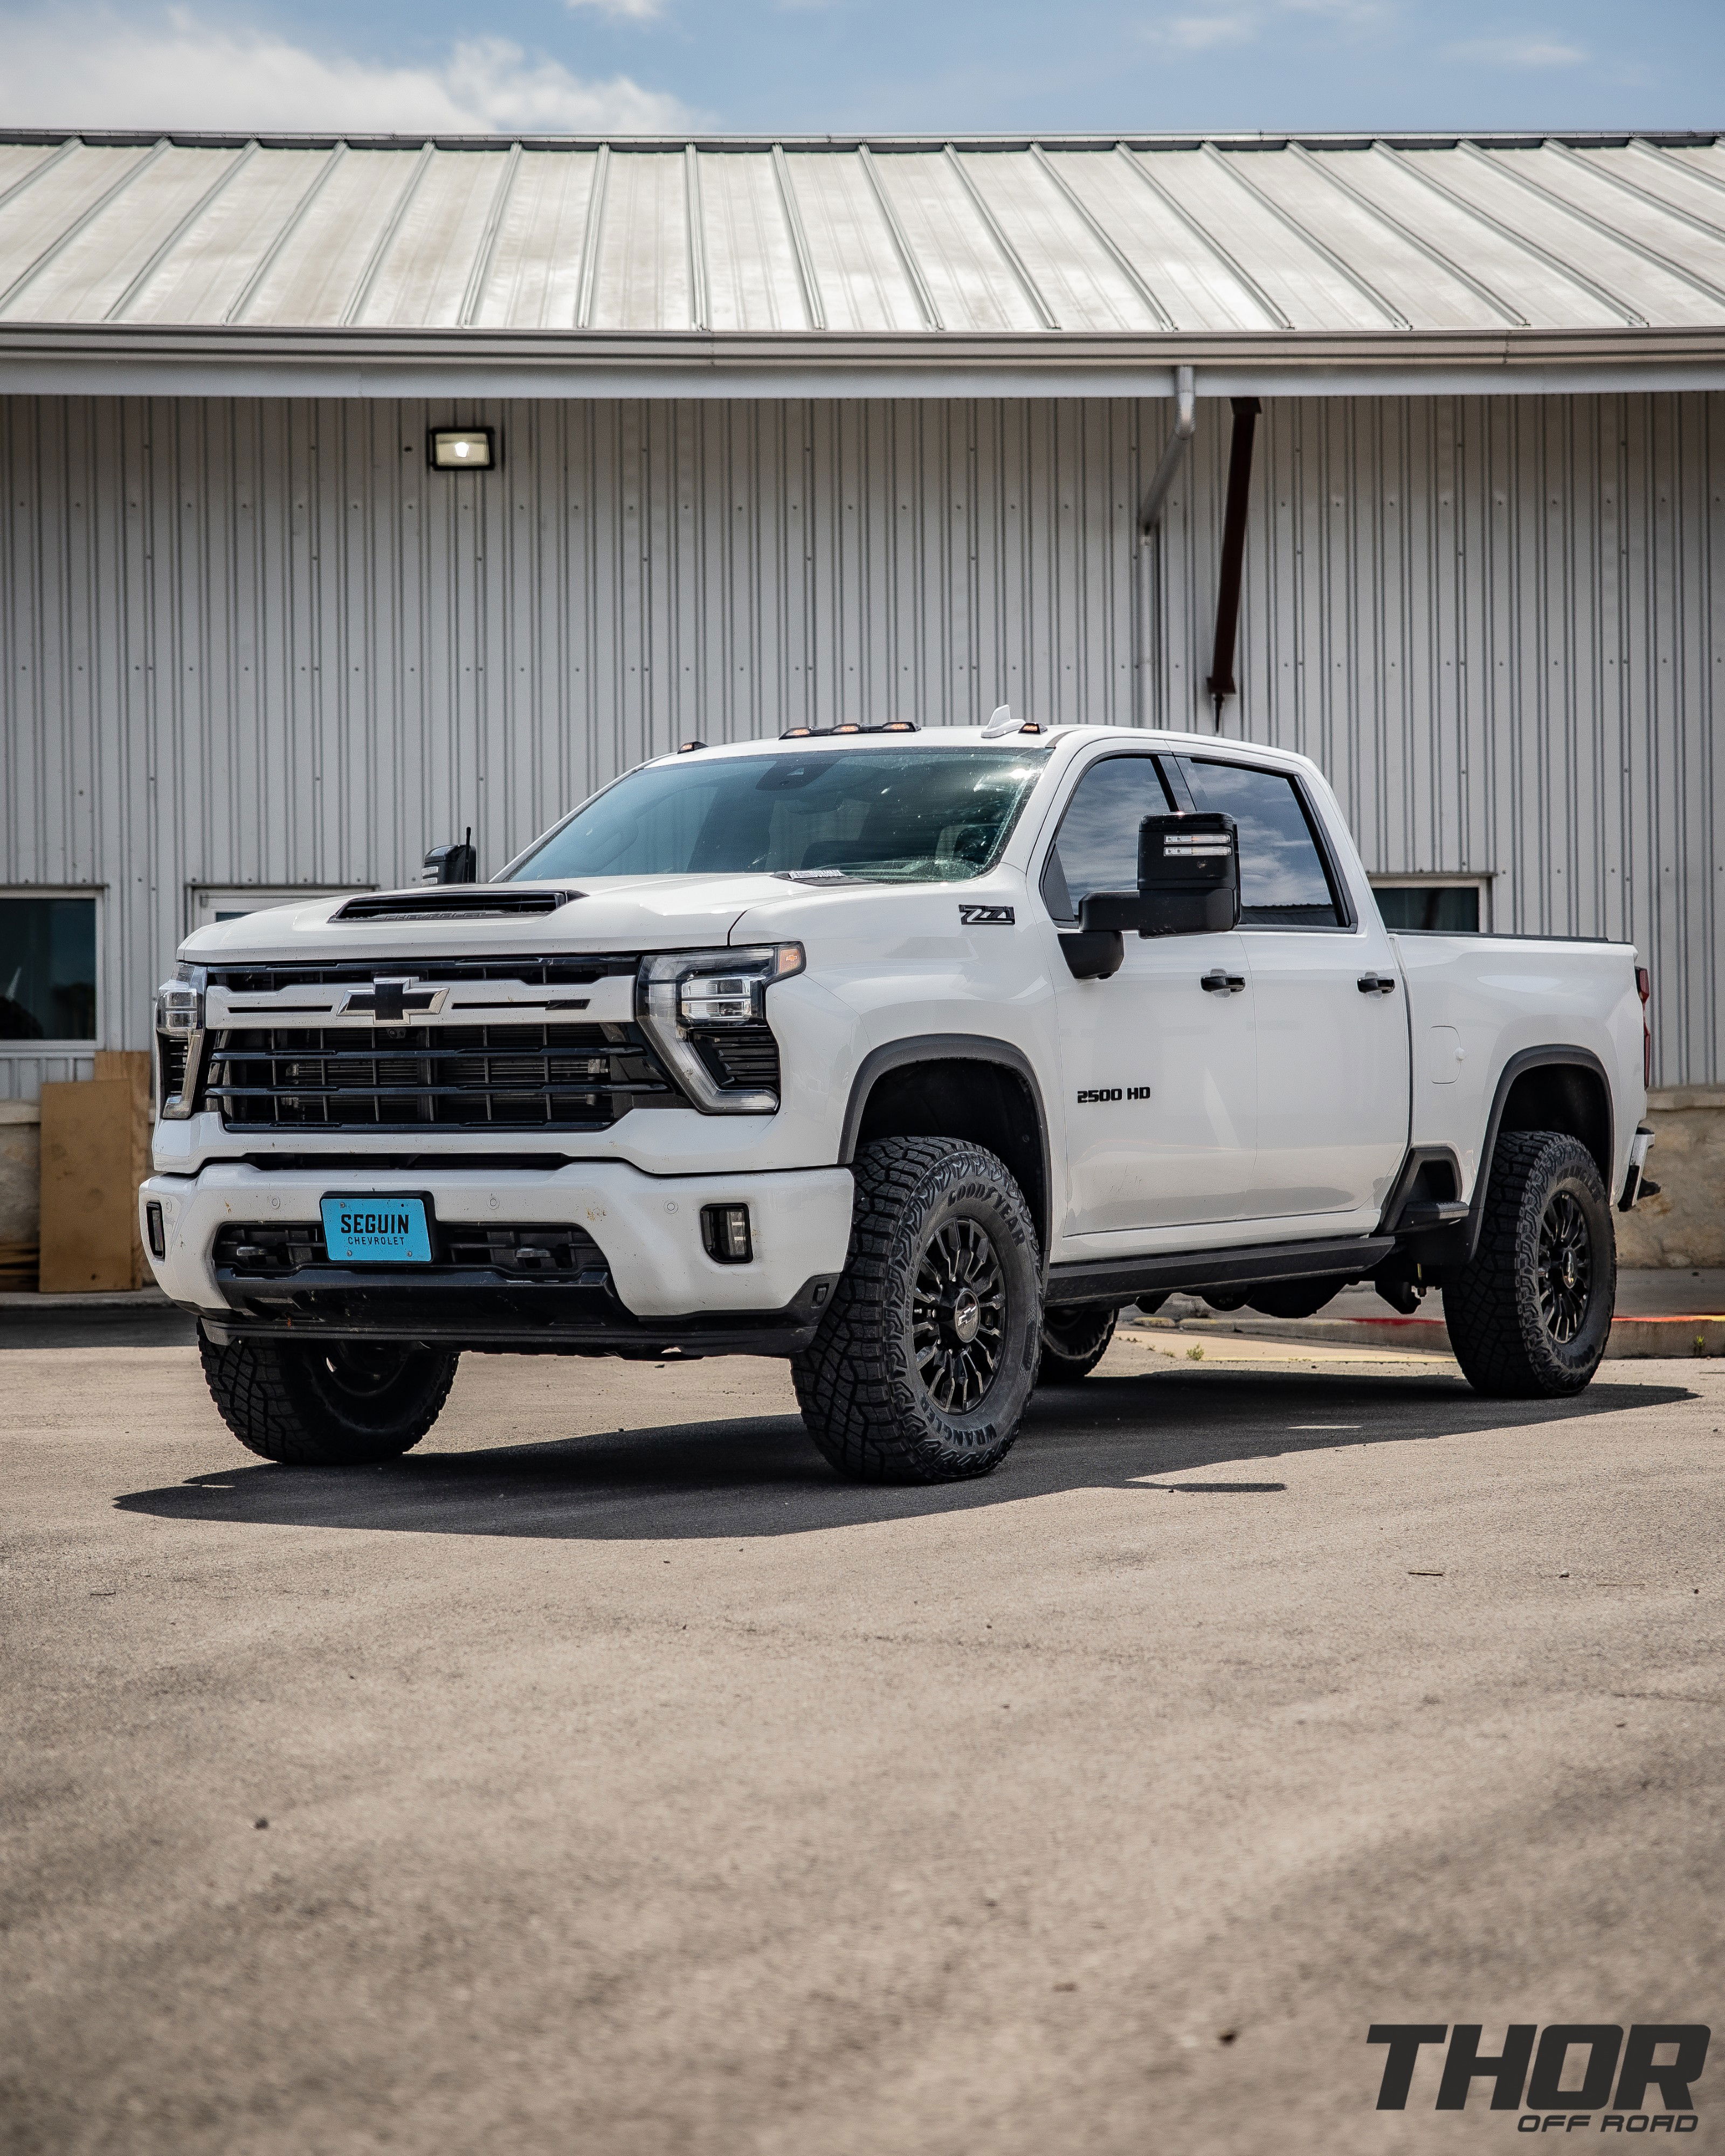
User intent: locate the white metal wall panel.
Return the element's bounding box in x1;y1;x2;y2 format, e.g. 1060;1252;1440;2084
1;391;1719;1097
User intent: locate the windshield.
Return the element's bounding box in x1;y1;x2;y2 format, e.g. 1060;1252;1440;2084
508;748;1051;884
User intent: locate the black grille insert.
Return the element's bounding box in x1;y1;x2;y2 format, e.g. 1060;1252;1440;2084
213;1220;610;1281
208;956;632;994
208;1020;673;1131
691;1025;781;1093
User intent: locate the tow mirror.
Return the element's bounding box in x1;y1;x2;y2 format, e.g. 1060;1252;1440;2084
1078;812;1239;939
423;828;478;885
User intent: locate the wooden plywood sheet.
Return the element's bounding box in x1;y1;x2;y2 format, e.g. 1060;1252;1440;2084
38;1079;137;1294
94;1049;151;1288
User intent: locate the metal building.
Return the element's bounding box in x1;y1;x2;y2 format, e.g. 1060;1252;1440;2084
1;128;1722;1175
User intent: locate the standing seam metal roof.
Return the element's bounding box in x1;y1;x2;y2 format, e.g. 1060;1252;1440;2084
0;131;1722;391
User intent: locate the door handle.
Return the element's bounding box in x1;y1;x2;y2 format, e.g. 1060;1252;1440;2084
1357;973;1398;995
1201;970;1246;994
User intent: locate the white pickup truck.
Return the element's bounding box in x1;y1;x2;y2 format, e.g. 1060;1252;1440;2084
143;717;1657;1484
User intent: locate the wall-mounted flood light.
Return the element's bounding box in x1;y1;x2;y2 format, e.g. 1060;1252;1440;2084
429;427;496;471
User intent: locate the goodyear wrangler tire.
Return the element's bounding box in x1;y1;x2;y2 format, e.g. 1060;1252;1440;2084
1036;1303;1117;1385
1443;1131;1616;1399
198;1330;458;1464
791;1137;1043;1484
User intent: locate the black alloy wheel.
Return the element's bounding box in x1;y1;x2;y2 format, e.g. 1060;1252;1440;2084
791;1136;1042;1483
1443;1130;1615;1398
198;1329;459;1462
1536;1191;1592;1345
914;1218;1006;1413
1036;1302;1117;1385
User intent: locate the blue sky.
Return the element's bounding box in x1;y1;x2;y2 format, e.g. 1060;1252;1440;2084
2;0;1720;136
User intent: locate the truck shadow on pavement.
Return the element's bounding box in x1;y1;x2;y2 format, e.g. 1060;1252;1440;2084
115;1366;1698;1542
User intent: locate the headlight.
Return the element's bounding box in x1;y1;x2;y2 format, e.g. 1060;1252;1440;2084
637;945;803;1114
155;980;201;1034
155;967;207;1120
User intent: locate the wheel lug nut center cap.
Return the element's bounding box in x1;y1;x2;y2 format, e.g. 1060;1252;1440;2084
949;1289;981;1345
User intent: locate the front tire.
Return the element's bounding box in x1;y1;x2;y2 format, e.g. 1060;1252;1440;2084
198;1331;459;1463
1036;1303;1117;1385
792;1137;1042;1483
1443;1131;1616;1398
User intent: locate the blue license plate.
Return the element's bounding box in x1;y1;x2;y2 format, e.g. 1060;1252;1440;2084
321;1195;433;1264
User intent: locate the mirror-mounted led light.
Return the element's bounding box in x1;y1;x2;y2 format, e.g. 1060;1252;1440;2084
429;427;496;472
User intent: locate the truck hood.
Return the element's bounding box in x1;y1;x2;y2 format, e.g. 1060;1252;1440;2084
177;875;797;965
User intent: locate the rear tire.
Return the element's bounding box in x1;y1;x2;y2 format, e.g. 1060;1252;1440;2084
198;1331;458;1464
1036;1303;1117;1385
1443;1131;1615;1398
792;1137;1042;1483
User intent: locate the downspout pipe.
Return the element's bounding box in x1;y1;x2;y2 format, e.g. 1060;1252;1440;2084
1205;395;1262;730
1135;365;1196;730
1138;364;1197;532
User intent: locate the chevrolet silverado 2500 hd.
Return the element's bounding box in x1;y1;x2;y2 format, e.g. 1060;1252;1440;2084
142;718;1656;1483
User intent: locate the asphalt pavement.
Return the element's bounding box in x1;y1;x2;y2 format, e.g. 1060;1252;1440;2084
4;1331;1723;2154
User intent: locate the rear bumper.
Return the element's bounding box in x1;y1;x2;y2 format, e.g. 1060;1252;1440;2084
141;1158;854;1353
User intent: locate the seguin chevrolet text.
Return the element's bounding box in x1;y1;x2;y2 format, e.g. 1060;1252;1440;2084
142;715;1656;1483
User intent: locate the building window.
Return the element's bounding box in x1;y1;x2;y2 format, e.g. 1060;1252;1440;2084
1371;880;1487;933
0;895;98;1040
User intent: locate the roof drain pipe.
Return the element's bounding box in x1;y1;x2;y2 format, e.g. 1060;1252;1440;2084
1135;365;1196;732
1139;364;1197;534
1205;396;1261;733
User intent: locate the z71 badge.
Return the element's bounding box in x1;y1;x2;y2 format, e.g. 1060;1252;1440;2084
959;904;1015;927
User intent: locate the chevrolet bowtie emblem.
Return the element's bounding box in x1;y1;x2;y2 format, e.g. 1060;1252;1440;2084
340;978;450;1024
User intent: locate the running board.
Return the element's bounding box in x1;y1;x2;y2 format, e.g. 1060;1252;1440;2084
1045;1235;1397;1310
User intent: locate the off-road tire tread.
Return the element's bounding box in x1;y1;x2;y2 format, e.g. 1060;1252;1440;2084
197;1331;457;1463
1036;1304;1117;1385
792;1136;1040;1484
1444;1130;1614;1399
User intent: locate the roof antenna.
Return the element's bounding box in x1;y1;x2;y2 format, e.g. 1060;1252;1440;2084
982;704;1018;738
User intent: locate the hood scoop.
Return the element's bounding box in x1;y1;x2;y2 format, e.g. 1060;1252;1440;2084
332;887;583;923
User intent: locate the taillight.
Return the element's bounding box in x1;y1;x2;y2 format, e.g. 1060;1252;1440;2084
1636;966;1652;1088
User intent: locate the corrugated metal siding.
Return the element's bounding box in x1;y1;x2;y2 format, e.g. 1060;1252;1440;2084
1156;392;1723;1089
1;390;1719;1097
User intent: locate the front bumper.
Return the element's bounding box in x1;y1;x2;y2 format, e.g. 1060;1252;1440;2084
141;1159;854;1356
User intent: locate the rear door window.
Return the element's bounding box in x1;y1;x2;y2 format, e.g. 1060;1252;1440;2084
1178;759;1346;929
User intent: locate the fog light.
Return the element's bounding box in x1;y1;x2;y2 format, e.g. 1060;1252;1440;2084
145;1201;167;1259
700;1203;753;1264
429;427;496;471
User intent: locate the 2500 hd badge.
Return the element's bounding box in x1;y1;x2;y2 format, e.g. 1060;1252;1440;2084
1076;1086;1153;1104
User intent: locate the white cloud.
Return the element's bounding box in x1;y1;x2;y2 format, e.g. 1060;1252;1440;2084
1444;33;1589;67
1148;11;1259;49
565;0;666;19
0;8;699;134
